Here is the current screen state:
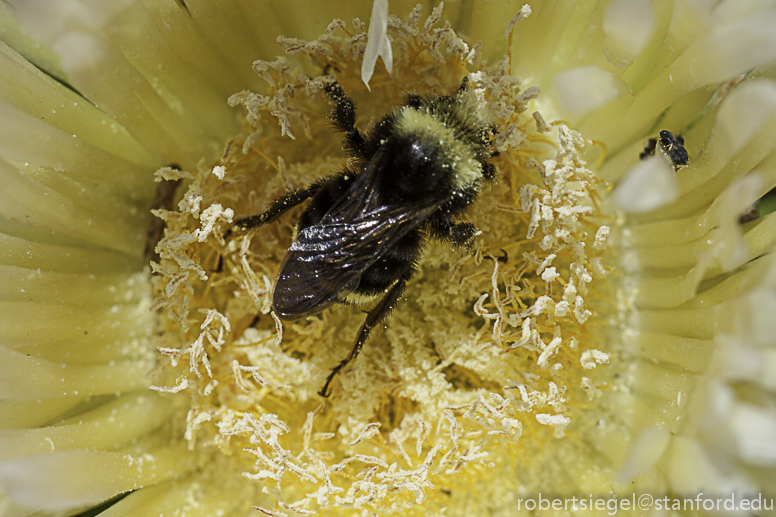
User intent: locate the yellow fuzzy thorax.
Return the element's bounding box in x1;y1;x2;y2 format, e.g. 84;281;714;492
149;5;614;514
393;106;482;191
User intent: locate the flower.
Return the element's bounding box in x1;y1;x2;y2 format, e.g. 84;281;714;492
1;1;776;516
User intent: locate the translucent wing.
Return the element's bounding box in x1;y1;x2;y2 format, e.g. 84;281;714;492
272;149;441;319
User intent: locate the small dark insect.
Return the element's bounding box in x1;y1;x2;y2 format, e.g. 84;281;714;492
638;137;657;161
659;130;690;169
639;130;690;170
234;78;497;396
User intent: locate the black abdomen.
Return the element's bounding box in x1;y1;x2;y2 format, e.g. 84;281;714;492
350;230;423;299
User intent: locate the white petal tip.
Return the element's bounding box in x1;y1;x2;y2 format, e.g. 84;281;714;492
616;426;670;484
614;156;679;213
361;0;392;89
603;0;655;59
551;66;629;117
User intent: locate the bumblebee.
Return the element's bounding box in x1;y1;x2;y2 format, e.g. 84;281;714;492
639;129;690;170
235;78;497;396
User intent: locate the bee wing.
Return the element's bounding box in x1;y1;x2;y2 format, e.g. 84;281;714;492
272;148;442;319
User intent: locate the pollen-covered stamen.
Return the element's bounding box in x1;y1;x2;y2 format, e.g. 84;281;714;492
462;122;611;442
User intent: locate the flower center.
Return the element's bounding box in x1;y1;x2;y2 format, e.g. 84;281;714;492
148;6;615;511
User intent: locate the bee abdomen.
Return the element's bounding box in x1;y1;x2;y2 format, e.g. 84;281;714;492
350;230;422;300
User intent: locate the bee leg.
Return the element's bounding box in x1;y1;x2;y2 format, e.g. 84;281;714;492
326;82;367;158
232;184;320;231
449;222;478;249
431;220;478;250
318;271;412;397
404;92;423;109
481;162;498;183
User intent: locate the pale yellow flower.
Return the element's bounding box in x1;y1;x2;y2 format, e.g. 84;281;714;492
1;1;775;516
